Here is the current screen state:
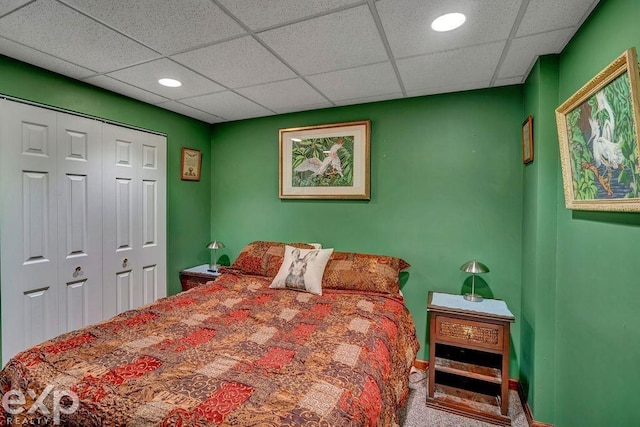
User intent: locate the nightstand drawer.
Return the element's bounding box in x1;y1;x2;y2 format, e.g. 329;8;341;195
181;276;213;292
435;316;504;351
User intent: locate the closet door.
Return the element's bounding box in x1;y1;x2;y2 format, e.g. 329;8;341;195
56;112;103;333
0;100;60;362
102;124;166;319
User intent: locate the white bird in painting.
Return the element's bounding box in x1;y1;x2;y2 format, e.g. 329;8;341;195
595;91;615;142
294;138;344;177
589;92;623;171
588;116;623;171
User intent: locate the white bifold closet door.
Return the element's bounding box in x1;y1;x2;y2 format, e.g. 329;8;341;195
0;99;166;364
102;123;166;319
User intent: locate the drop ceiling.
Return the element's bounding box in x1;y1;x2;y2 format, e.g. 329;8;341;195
0;0;600;124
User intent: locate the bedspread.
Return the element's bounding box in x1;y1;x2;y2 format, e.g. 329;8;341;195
0;273;419;426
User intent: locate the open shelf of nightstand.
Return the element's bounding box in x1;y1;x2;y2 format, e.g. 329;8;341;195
434;357;502;384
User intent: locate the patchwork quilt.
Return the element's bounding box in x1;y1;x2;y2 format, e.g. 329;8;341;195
0;273;419;426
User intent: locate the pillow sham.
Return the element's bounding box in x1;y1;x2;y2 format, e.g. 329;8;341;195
231;241;316;277
270;246;334;295
321;252;410;295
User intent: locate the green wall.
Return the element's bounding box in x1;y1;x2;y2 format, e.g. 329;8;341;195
520;55;560;422
556;0;640;425
523;0;640;425
0;55;213;299
211;87;524;364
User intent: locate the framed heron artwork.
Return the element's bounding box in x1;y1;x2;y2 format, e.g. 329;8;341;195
279;120;370;200
556;47;640;211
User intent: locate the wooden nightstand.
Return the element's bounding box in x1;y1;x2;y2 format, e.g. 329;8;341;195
426;291;515;425
179;264;221;292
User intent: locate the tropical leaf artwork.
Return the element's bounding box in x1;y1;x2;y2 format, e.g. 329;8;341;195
291;136;354;187
567;73;640;200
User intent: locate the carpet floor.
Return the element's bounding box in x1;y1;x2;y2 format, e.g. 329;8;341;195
398;369;528;427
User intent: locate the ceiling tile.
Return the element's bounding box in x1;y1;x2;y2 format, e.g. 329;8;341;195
307;62;401;102
172;36;295;89
377;0;520;59
107;59;224;99
0;36;96;79
517;0;598;37
259;5;387;75
397;41;505;92
63;0;245;55
154;101;224;124
180;91;273;121
237;78;328;111
218;0;361;30
0;0;159;73
0;0;31;17
499;28;574;79
82;75;168;105
334;92;403;107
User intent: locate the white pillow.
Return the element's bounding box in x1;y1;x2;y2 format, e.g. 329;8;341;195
269;245;334;295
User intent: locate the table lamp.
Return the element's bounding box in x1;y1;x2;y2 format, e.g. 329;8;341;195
460;259;489;302
207;240;225;274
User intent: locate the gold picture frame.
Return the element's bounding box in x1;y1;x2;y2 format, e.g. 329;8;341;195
181;147;201;181
555;48;640;211
279;120;371;200
522;115;534;164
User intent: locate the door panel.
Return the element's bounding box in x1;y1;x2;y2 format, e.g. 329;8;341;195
1;100;59;362
57;113;102;333
103;124;165;319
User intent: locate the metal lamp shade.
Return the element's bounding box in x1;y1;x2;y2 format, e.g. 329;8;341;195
460;259;489;302
460;259;489;274
207;240;225;273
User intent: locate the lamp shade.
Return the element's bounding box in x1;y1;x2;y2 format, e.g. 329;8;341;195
460;259;489;274
207;240;225;250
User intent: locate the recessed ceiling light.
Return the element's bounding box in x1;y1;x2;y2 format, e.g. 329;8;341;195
431;12;466;32
158;78;182;87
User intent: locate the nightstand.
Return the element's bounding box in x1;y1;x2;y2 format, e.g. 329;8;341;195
179;264;221;292
426;291;515;425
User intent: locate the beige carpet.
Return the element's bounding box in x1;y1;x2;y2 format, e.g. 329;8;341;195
399;370;528;427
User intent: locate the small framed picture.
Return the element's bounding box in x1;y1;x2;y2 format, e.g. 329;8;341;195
181;147;201;181
522;115;534;164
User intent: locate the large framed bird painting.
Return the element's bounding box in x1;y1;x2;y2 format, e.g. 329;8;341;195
556;47;640;211
279;120;370;199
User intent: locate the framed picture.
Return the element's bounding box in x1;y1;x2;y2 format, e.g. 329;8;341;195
522;115;534;164
279;120;371;200
181;147;202;181
555;47;640;211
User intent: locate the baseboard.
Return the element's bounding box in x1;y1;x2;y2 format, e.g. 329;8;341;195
414;359;554;427
413;358;428;371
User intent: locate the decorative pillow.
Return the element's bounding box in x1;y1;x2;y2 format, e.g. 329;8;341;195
321;252;410;295
231;241;316;277
270;245;334;295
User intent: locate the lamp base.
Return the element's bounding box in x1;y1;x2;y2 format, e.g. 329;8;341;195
463;293;483;302
208;264;220;274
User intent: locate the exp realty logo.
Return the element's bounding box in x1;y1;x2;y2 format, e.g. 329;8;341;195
2;386;79;425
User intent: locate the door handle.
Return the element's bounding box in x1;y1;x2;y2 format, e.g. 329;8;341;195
122;258;128;267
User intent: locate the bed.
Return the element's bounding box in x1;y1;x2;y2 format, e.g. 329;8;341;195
0;242;419;426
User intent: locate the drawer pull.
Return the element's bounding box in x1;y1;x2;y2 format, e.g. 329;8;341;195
463;326;473;340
